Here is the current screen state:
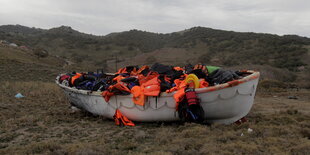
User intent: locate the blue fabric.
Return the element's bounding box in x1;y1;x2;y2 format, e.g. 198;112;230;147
128;82;137;89
15;93;24;98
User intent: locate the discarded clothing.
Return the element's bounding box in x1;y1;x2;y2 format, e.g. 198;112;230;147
207;69;240;85
151;63;174;76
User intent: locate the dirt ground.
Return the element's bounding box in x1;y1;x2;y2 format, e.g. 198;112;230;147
0;81;309;155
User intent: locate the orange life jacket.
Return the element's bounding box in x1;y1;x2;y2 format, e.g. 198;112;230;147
142;76;161;96
71;73;82;85
101;90;114;102
113;75;126;82
138;71;159;85
102;82;131;102
131;86;145;106
130;67;138;76
173;87;186;109
136;65;149;74
116;66;139;75
116;67;127;74
174;66;185;71
164;75;171;82
113;109;135;126
199;79;209;88
110;82;131;93
166;79;188;93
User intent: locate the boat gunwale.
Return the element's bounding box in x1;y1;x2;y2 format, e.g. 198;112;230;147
56;70;260;97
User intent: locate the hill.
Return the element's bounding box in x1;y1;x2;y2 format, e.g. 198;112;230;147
1;25;309;68
0;24;309;87
0;45;97;82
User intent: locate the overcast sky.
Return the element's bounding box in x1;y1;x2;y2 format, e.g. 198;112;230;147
0;0;309;37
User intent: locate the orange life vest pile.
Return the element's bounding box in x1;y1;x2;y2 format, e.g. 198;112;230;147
100;63;210;108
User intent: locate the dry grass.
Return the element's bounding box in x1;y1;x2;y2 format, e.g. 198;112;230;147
0;81;309;155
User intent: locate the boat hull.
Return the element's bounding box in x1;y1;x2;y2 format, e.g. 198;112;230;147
57;71;259;124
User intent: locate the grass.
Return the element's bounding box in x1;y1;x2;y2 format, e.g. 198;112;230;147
0;81;309;155
0;46;99;82
0;45;309;154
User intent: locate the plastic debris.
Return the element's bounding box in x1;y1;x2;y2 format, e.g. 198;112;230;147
15;93;24;98
241;133;244;136
247;128;253;133
70;106;81;113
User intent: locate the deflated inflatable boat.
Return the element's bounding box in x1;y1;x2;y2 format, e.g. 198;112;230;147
56;70;260;124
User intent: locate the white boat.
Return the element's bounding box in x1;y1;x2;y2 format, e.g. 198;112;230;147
56;70;260;124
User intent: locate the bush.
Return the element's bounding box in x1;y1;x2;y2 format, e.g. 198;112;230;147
33;48;48;58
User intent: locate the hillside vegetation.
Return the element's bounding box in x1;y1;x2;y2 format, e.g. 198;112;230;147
0;45;97;82
1;25;309;87
1;25;309;68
